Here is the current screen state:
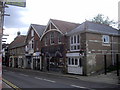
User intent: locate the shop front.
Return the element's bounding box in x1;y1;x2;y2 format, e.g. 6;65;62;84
18;56;24;68
25;54;32;69
66;52;83;75
32;52;41;70
42;45;65;73
9;56;18;68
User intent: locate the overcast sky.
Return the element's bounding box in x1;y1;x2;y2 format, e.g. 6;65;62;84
3;0;119;44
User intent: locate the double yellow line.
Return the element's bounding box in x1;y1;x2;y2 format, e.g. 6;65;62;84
2;78;21;90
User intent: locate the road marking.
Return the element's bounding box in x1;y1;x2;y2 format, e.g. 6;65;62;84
43;79;56;83
19;74;28;77
34;77;56;83
2;78;21;90
34;77;43;80
71;85;88;89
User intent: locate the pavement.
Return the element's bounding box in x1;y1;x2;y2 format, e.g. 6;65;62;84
45;70;120;85
2;81;12;89
2;66;120;89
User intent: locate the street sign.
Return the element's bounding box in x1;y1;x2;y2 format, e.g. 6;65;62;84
118;1;120;29
0;0;26;7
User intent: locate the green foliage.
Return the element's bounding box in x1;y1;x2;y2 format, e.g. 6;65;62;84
91;14;116;26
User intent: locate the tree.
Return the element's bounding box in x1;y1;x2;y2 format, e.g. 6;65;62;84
91;14;116;26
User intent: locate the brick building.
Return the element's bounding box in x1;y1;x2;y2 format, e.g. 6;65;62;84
40;19;79;72
25;24;46;70
67;21;120;75
8;19;120;76
9;33;26;68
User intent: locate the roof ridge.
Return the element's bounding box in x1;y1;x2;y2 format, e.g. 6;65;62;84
31;24;46;27
50;19;80;25
85;20;116;30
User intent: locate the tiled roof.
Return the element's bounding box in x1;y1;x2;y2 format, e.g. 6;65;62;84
9;35;26;49
68;21;119;35
50;19;80;34
31;24;46;36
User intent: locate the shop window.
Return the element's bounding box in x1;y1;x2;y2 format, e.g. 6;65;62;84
72;58;74;65
68;58;81;66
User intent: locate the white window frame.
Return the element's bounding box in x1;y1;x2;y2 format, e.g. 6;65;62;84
102;35;110;44
50;32;54;45
70;34;80;51
68;58;79;66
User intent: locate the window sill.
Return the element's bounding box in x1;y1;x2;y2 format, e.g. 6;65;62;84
102;44;110;46
70;50;80;52
68;65;79;67
50;43;54;45
58;42;62;44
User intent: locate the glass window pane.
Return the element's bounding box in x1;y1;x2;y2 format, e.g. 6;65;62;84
72;58;74;65
74;36;76;43
103;35;109;43
77;45;80;49
71;37;73;44
77;35;80;43
75;59;78;65
74;46;76;50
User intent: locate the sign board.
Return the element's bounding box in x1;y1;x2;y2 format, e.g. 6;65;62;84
0;0;26;7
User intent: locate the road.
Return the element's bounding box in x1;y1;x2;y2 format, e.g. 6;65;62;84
3;66;120;89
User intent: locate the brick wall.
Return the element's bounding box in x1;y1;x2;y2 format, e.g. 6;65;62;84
85;32;119;75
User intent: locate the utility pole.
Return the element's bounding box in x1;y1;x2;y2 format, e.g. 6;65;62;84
0;1;4;89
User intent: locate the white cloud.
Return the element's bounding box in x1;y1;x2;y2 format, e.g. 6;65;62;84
3;0;120;43
3;27;28;44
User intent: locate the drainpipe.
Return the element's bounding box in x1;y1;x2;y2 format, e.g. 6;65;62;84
111;35;114;66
